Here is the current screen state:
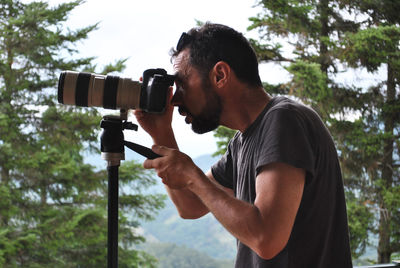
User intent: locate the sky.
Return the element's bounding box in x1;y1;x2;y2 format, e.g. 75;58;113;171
45;0;290;158
43;0;387;160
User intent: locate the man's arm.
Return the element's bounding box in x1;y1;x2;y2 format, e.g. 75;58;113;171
145;146;305;260
189;162;304;259
133;90;231;218
165;170;234;219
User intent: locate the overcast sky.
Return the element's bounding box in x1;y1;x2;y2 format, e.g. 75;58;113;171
44;0;290;158
43;0;386;159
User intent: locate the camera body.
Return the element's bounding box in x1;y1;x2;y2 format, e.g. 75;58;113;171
58;68;175;113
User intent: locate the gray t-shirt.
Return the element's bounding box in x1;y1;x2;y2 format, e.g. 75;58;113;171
211;97;352;268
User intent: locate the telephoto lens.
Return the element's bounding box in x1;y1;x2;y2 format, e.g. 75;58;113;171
57;69;175;113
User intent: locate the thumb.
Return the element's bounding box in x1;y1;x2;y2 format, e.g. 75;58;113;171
143;159;154;169
151;145;170;155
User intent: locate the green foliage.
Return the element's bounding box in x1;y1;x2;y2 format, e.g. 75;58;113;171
0;0;164;266
346;191;374;259
239;0;400;263
341;0;400;26
286;60;329;99
118;161;167;222
341;25;400;72
212;126;236;157
249;39;287;62
285;60;331;115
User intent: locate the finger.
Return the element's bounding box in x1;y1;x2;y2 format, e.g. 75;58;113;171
143;159;154;169
167;86;174;101
151;145;171;156
133;110;146;119
169;88;176;107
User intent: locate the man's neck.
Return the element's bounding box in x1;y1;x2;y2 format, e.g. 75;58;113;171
220;86;271;133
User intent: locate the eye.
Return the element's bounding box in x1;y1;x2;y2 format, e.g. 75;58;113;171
174;68;190;92
174;76;187;91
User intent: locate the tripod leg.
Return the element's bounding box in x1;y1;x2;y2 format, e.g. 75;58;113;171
107;165;119;268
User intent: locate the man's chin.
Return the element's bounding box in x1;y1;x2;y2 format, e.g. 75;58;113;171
191;120;219;134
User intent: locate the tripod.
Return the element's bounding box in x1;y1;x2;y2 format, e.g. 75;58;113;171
100;110;160;268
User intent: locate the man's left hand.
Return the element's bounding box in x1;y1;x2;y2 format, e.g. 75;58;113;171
143;145;199;189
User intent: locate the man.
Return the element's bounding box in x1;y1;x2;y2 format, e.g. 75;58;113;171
134;23;353;267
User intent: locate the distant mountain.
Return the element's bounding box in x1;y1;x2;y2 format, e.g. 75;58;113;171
139;242;234;268
193;154;219;172
140;154;237;261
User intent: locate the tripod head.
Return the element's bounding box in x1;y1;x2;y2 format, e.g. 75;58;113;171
100;109;160;167
100;110;137;166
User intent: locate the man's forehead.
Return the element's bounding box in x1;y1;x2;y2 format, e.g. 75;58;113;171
173;49;190;72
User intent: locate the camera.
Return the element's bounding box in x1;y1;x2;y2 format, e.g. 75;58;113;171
58;68;175;113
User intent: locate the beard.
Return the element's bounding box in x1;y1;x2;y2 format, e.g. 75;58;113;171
191;100;221;134
179;82;222;134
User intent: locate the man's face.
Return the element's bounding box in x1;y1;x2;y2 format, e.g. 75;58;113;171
172;49;222;134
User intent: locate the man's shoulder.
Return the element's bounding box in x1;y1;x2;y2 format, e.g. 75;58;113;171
265;96;323;128
267;96;312;115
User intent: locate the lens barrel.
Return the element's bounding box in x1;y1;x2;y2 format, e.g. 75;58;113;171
58;71;141;110
58;69;175;113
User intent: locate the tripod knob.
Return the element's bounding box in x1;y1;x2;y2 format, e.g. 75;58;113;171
122;121;138;131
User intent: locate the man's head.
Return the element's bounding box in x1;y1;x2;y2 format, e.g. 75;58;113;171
172;48;222;134
171;23;261;134
172;23;262;88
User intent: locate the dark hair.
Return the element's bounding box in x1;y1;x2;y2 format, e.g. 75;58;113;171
171;23;262;87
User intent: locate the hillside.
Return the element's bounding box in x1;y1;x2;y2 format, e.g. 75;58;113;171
140;242;234;268
139;154;237;261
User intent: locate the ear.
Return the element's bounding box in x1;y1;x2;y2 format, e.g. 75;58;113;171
211;61;231;89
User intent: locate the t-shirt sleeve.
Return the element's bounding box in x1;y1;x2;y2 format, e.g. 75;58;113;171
256;107;315;180
211;144;234;189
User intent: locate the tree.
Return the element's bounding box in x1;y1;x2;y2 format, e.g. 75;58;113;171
0;0;164;266
243;0;400;263
339;24;400;264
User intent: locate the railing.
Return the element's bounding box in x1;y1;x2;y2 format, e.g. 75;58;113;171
355;262;400;268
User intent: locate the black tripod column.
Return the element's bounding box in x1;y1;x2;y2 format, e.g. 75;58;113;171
100;117;125;268
107;165;119;268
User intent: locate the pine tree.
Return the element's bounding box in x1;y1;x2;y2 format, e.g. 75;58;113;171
338;2;400;260
0;0;164;266
245;0;400;262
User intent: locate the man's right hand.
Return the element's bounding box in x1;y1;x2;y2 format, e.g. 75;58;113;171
133;86;177;147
